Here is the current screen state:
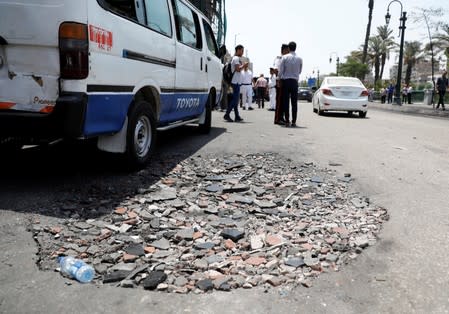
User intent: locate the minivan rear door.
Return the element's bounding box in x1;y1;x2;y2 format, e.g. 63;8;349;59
0;0;87;113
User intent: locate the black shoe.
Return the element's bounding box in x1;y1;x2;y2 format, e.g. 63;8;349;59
285;122;291;127
248;107;254;110
235;116;244;122
223;115;233;122
276;120;286;125
242;107;246;110
291;123;297;127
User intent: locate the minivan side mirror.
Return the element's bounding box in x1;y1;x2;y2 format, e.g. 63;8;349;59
218;44;226;60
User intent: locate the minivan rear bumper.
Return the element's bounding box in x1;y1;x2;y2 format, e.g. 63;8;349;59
0;92;87;141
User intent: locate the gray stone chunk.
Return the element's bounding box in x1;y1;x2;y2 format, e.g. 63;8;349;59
221;229;245;242
285;257;305;268
196;279;214;291
143;271;167;290
151;238;171;250
124;243;145;256
194;242;216;250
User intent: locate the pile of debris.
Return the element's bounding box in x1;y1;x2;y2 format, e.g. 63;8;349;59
31;153;388;293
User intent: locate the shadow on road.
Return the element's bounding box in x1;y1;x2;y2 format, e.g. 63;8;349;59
316;112;370;119
0;125;226;217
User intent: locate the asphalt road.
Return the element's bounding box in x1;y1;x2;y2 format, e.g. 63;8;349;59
1;103;448;313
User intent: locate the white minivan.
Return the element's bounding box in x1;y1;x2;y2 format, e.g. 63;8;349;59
0;0;224;166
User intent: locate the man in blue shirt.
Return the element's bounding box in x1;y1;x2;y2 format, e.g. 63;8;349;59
278;41;303;127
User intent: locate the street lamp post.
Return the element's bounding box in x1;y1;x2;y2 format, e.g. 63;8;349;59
234;33;240;48
385;0;407;106
312;68;320;87
329;52;340;76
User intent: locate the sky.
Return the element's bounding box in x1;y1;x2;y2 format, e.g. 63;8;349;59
224;0;449;81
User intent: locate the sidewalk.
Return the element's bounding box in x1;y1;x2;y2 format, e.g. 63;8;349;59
369;101;449;118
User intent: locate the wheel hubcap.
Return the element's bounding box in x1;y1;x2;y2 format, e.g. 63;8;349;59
134;116;151;158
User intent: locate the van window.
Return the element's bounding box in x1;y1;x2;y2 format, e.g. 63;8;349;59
145;0;172;36
101;0;140;22
172;0;202;49
202;20;218;56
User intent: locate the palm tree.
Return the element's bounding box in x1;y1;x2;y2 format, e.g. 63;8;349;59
376;25;396;81
367;36;383;87
433;23;449;68
403;41;423;85
362;0;375;66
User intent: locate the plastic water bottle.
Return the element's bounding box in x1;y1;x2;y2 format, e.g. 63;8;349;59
58;256;95;283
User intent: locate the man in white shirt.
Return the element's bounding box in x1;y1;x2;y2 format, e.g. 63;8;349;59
255;74;268;109
279;41;303;127
224;45;248;122
240;63;254;110
273;44;289;124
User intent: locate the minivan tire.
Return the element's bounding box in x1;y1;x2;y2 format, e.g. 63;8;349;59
126;100;156;168
198;94;212;134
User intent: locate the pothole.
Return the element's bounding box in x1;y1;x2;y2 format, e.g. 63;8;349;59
30;153;388;293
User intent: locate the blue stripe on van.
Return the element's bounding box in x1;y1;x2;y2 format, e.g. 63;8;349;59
83;92;209;136
84;93;133;136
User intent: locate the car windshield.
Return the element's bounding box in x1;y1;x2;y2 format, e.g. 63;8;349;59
327;78;363;86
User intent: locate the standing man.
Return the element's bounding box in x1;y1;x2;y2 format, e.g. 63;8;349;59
278;41;303;127
436;70;448;111
274;44;289;124
255;74;268;109
224;45;247;122
387;83;394;104
240;63;254;110
268;67;277;111
407;84;413;104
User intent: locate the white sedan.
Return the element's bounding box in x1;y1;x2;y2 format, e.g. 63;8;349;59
312;76;369;118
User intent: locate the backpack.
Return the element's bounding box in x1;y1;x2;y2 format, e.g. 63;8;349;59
222;62;234;85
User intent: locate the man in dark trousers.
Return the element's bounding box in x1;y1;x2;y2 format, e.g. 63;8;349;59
224;45;248;122
274;44;289;124
436;70;448;110
278;41;303;127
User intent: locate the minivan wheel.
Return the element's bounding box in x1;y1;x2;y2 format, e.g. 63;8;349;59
198;93;212;134
318;107;324;115
359;111;367;118
126;100;156;168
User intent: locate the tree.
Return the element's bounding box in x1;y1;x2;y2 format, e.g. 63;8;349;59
433;23;449;69
367;36;383;87
411;7;444;102
362;0;375;67
338;57;370;79
376;25;396;82
403;41;423;85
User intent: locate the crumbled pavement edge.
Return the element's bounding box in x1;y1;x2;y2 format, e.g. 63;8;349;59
28;153;389;293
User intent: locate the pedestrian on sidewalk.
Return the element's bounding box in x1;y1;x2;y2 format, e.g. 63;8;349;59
380;87;387;104
274;43;289;124
255;74;267;108
240;63;254;111
224;44;248;122
402;85;408;103
436;70;448;110
268;67;277;111
278;41;303;127
387;83;394;104
407;85;413;104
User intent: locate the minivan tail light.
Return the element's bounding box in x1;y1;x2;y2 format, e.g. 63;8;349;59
360;90;369;97
59;22;88;79
322;88;334;96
